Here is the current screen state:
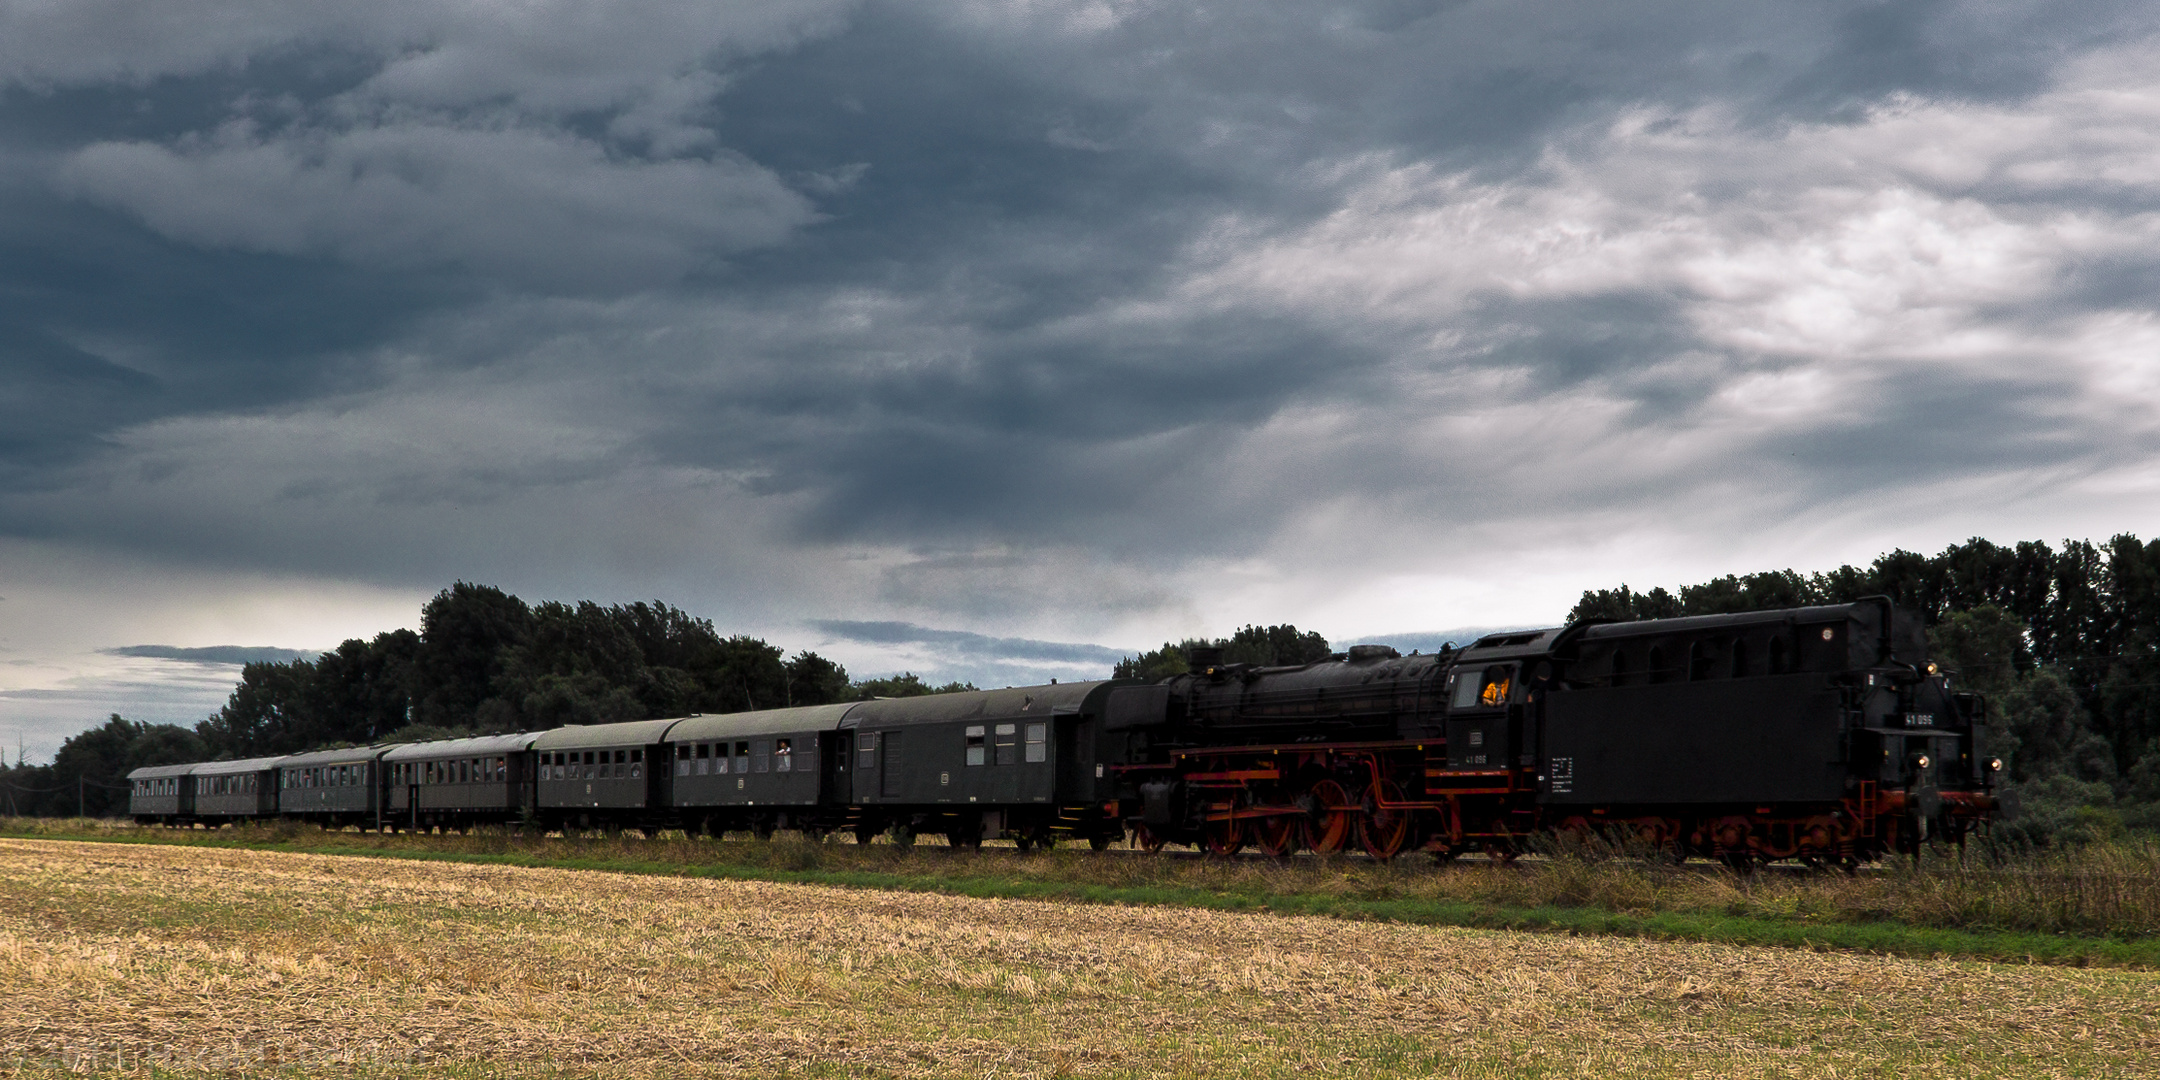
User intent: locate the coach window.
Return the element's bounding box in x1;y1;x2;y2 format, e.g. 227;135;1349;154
753;741;771;773
715;747;729;775
1768;636;1788;675
735;742;751;774
495;756;506;781
1610;650;1631;687
1648;647;1669;684
857;733;877;772
630;749;643;779
1025;723;1047;763
994;723;1019;765
1689;641;1716;681
1731;640;1750;678
775;739;793;773
965;726;986;766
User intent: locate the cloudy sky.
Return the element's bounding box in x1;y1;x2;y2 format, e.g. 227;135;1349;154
4;0;2160;758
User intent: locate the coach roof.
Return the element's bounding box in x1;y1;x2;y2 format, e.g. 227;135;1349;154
191;755;288;776
667;703;861;742
532;718;687;752
126;762;199;780
279;745;401;768
384;732;541;761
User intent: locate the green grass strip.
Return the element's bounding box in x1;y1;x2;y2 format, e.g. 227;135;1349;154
10;827;2157;969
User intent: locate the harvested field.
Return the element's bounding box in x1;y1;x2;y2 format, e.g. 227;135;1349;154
1;838;2154;1079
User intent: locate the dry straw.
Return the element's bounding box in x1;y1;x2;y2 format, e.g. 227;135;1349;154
1;837;2155;1078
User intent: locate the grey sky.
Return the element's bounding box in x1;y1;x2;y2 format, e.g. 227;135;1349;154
4;0;2159;758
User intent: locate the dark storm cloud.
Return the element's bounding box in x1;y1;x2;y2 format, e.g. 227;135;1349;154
812;620;1126;666
105;645;316;664
1;0;2158;643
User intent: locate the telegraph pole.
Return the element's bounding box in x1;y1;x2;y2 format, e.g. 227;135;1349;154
78;774;85;819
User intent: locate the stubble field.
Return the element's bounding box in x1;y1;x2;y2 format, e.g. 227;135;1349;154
1;837;2153;1079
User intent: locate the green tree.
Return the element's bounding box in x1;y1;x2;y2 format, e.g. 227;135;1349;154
1114;624;1333;681
850;673;978;699
783;651;852;706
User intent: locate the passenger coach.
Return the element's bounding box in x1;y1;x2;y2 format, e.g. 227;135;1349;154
127;763;196;824
280;746;396;829
384;733;539;832
533;718;678;833
190;756;284;823
667;704;850;839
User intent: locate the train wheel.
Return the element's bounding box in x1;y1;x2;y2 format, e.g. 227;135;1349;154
1360;779;1412;861
854;822;879;845
1089;834;1113;852
1252;814;1300;858
1132;823;1167;854
1306;780;1356;855
1203;818;1247;857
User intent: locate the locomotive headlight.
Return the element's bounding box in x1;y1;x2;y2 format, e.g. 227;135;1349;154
1989;758;2003;772
1926;662;1938;675
1915;754;1932;769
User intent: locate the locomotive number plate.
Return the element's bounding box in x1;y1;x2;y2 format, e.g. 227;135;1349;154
1548;756;1574;794
1906;713;1936;727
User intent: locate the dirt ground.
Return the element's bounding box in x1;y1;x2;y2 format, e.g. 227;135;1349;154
0;837;2152;1078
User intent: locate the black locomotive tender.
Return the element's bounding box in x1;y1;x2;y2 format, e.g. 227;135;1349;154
129;600;1996;865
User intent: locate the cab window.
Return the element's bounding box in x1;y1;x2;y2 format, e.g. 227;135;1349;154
1451;666;1513;709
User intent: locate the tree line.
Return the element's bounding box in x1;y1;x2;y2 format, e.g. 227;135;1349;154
1;582;972;817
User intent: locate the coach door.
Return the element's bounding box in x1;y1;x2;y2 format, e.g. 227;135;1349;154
880;731;905;799
824;732;851;798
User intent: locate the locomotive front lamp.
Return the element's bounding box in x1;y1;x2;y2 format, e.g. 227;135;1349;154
1926;662;1938;675
1915;754;1932;769
1989;758;2003;771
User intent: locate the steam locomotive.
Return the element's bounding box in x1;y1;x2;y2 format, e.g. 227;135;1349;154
131;599;1995;866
